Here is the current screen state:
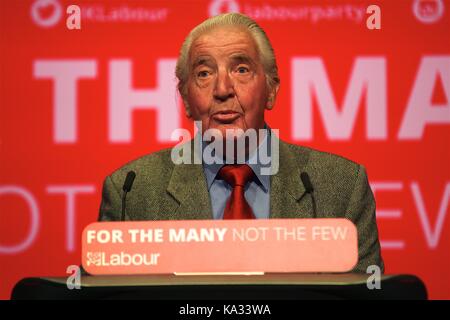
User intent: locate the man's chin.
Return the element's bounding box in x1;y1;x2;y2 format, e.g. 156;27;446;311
208;124;247;139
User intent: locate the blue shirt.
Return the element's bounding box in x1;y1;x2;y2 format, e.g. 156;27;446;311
202;129;271;219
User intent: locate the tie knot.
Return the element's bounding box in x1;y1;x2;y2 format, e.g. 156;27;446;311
218;164;254;187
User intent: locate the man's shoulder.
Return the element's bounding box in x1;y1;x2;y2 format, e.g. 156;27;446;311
279;140;365;193
107;147;175;186
281;140;361;173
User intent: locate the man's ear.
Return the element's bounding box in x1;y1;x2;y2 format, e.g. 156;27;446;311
179;89;192;118
265;83;280;110
184;99;192;118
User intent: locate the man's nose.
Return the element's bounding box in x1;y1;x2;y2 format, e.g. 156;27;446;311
213;71;235;102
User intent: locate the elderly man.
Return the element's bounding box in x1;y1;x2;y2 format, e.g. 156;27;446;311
99;13;384;273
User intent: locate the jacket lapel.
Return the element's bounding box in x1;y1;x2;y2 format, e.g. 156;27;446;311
270;139;314;219
166;141;213;220
164;137;313;220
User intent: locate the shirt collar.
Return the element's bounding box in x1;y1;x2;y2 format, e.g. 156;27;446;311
202;126;271;192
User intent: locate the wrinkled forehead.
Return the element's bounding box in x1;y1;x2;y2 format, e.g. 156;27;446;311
188;26;261;66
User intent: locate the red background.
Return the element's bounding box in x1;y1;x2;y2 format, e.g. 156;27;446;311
1;0;449;299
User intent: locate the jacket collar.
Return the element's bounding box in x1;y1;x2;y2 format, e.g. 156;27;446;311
166;134;313;220
269;137;312;218
166;137;213;220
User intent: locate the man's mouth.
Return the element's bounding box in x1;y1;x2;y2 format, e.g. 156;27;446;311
211;110;241;123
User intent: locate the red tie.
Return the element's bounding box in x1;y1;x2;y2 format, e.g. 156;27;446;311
218;164;255;219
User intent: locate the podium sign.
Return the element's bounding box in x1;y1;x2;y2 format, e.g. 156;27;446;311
82;218;358;275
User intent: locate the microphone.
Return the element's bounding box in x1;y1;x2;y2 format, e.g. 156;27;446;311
300;172;317;218
121;171;136;221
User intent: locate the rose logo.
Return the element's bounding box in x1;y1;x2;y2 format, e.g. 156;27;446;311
30;0;63;28
209;0;240;17
413;0;444;24
86;252;102;266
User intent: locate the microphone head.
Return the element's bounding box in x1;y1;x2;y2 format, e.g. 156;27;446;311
300;172;314;193
123;171;136;192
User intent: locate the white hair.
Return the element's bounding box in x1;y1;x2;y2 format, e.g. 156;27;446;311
175;13;280;114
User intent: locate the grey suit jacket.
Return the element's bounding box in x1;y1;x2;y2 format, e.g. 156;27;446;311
99;139;384;273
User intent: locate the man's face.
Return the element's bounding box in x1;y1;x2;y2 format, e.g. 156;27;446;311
185;26;277;137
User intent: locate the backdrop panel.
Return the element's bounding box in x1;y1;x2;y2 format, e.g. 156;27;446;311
1;0;449;299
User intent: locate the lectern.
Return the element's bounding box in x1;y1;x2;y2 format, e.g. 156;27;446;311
11;273;427;300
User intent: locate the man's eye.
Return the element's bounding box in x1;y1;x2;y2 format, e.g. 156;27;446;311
197;70;210;78
236;66;249;74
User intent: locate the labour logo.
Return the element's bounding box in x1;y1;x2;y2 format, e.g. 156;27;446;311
209;0;240;16
413;0;444;24
30;0;63;28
